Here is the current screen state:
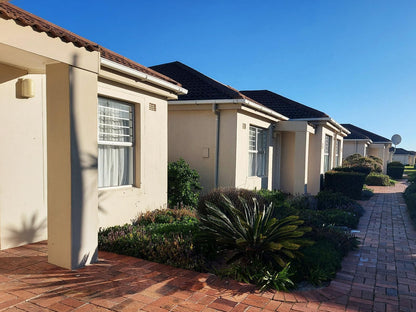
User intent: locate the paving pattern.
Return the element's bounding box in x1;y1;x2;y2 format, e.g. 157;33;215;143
0;181;415;311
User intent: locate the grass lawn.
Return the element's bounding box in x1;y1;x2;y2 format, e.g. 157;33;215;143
404;165;416;180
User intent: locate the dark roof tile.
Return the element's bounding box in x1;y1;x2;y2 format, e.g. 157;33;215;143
150;61;261;103
341;124;391;143
240;90;329;119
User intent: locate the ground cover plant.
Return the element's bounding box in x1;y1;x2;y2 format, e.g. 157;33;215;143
99;187;362;291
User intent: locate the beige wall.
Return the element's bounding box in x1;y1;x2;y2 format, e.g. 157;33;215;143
0;66;47;249
280;132;296;194
393;154;411;165
97;80;169;226
235;112;275;190
343;141;368;159
168;104;279;194
0;17;174;270
367;143;392;174
168;106;217;193
308;124;344;195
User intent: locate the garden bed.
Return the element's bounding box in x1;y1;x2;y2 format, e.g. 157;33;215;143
99;189;362;292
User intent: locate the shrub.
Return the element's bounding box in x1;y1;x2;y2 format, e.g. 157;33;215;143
198;195;312;269
324;171;366;199
299;209;360;229
168;158;202;207
218;261;294;291
342;154;382;173
361;187;374;200
99;209;208;271
292;240;342;286
365;172;391;186
334;166;371;175
316;191;364;215
133;208;197;226
197;187;266;219
387;164;405;179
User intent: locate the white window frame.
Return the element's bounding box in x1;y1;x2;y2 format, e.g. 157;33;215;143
248;126;268;177
98;97;135;188
324;134;332;172
335;139;341;167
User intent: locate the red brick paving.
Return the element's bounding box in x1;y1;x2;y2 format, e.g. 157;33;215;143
0;181;415;311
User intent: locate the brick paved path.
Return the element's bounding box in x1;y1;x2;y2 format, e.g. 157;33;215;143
0;181;415;311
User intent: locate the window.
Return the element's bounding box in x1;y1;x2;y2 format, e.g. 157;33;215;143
335;139;341;167
98;97;134;188
249;126;267;177
323;135;332;172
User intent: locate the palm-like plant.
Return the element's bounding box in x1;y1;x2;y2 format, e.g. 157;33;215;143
198;195;312;268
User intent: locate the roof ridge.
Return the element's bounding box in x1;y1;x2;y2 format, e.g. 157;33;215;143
341;124;391;143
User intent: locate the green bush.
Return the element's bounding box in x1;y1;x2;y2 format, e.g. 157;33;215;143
198;195;312;269
197;187;266;219
292;240;342;286
324;171;366;199
168;158;202;207
299;209;360;229
217;262;294;291
365;172;391;186
316;191;364;216
342;154;382;173
334;166;371;175
133;208;197;226
99;209;208;271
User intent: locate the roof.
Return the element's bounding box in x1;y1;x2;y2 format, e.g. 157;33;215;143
0;2;180;86
393;148;416;155
341;124;391;143
240;90;329;119
150;61;261;103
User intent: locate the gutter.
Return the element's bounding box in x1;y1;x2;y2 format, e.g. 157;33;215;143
292;117;350;135
169;99;289;121
100;58;188;95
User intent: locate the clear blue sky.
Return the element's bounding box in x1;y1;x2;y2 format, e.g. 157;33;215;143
13;0;416;150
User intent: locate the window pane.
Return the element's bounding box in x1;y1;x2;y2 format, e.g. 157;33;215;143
248;126;267;177
98;98;134;143
249;152;256;176
98;145;133;187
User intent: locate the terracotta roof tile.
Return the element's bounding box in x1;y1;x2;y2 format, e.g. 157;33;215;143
240;90;329;119
0;2;181;86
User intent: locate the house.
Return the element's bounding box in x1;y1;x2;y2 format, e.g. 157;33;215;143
150;62;348;195
341;124;392;173
240;90;349;195
150;62;288;193
0;3;186;269
392;148;416;166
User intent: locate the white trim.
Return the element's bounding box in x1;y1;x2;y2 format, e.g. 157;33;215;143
100;58;188;95
292;117;350;135
98;185;134;191
344;138;373;143
169;99;289;121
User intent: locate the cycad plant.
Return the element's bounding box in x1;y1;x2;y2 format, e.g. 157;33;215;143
198;195;312;269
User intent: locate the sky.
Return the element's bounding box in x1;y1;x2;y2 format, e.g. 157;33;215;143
12;0;416;150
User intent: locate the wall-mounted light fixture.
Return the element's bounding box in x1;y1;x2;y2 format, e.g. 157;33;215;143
21;78;35;98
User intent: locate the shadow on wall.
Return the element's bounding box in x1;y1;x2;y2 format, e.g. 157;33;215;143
6;212;46;247
69;54;98;268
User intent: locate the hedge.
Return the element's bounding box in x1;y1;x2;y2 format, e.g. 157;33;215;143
387;162;404;179
324;171;366;199
365;173;390;186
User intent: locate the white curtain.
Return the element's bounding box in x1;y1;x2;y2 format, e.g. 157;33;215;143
98;145;133;187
